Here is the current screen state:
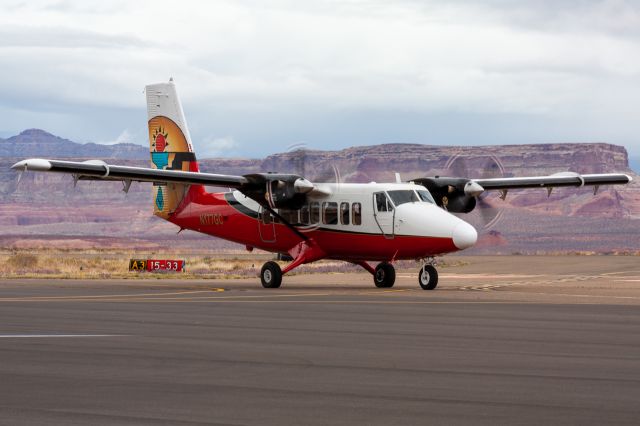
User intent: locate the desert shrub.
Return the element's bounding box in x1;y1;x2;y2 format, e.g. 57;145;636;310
6;253;39;269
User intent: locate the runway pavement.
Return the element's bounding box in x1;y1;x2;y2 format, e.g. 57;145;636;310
0;256;639;425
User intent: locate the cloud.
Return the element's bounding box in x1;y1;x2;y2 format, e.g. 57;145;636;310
98;129;140;145
0;0;639;156
0;25;150;49
199;136;239;158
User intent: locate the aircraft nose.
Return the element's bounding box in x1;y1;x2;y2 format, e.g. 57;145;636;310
452;221;477;250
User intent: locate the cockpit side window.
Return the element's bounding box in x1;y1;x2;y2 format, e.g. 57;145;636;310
375;192;393;212
375;192;385;212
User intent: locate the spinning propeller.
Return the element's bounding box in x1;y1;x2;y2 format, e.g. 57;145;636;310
442;154;506;230
285;143;341;184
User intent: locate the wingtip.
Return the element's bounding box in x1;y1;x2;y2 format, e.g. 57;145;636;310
11;158;52;171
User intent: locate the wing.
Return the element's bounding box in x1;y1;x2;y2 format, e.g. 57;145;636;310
12;158;319;209
473;172;632;192
413;172;632;213
12;158;249;187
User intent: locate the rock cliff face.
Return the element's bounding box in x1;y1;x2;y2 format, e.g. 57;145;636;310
261;143;632;182
0;130;638;253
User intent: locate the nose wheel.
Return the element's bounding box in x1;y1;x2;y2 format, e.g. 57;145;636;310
419;264;438;290
374;262;396;288
261;261;282;288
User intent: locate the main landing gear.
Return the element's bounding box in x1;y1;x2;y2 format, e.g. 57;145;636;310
260;261;282;288
374;262;396;288
259;240;326;288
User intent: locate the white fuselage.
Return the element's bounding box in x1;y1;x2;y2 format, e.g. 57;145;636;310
231;182;478;250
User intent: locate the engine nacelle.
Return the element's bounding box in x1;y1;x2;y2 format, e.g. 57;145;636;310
440;193;476;213
412;177;478;213
242;173;312;210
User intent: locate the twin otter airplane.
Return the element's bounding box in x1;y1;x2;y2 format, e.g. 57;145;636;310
13;81;632;289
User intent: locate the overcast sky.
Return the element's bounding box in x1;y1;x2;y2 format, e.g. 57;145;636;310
1;0;639;159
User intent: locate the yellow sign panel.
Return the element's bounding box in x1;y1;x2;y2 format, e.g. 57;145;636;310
129;259;147;271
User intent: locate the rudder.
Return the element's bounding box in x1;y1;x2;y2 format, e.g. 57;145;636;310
145;79;199;218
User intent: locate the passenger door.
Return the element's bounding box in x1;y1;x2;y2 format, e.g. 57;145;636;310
258;206;276;243
373;192;394;238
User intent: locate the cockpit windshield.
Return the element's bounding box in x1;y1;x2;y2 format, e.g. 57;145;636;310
386;189;436;206
387;190;419;206
416;189;435;204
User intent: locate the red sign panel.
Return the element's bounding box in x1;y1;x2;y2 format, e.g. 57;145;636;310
147;259;185;272
130;259;185;272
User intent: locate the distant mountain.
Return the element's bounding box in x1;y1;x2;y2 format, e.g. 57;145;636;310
630;156;640;173
0;129;147;159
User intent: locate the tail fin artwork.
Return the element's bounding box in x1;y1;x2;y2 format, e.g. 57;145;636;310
145;79;199;218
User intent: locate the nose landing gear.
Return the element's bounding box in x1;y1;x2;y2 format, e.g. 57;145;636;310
418;263;438;290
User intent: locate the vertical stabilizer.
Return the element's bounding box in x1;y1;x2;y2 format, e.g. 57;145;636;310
145;80;199;218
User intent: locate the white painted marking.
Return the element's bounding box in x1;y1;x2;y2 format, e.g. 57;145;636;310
0;334;124;338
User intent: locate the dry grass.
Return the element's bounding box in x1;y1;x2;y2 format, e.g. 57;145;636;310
0;249;465;279
0;249;261;279
5;253;39;269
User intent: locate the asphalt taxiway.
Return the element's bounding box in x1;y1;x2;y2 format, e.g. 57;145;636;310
0;256;639;425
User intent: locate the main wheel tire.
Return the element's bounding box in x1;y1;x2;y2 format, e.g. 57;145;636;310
261;261;282;288
419;265;438;290
374;262;396;288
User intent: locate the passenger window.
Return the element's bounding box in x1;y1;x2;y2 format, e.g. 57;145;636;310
352;203;362;225
322;202;338;225
340;202;350;225
310;202;320;224
278;209;299;224
300;204;310;224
